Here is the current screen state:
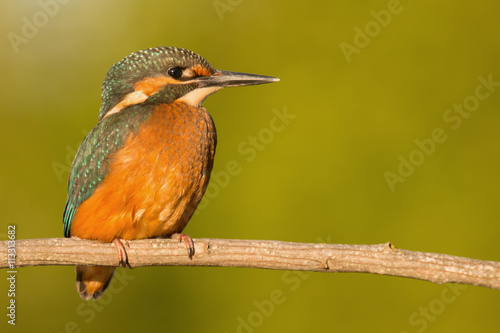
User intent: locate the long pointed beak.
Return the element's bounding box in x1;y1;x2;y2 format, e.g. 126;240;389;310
198;70;279;88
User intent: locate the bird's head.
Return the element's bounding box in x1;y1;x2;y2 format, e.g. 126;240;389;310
98;46;279;120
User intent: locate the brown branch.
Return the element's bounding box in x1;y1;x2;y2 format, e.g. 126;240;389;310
1;238;499;290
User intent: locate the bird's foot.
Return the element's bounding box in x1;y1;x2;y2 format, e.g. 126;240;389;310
113;239;132;268
171;233;195;259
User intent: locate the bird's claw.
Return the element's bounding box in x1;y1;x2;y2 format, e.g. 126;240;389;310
171;233;195;259
113;239;132;268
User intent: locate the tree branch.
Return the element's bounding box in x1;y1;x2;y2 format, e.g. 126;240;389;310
1;238;499;290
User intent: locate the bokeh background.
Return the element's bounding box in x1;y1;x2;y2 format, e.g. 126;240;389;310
1;0;499;332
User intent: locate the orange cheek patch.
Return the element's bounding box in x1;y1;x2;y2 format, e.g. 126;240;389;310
191;64;212;77
133;76;178;96
103;76;179;119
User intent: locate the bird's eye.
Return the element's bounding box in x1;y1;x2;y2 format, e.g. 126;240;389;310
167;67;183;79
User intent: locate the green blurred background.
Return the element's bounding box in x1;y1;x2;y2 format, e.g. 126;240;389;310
1;0;499;332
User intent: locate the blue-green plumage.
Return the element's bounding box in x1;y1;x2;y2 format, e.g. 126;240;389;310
63;106;153;237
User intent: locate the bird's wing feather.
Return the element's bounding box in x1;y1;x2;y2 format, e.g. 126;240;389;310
63;106;153;237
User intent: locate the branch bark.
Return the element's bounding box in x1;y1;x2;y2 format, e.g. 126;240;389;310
1;238;499;290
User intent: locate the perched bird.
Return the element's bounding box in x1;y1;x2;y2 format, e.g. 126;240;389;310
63;46;278;300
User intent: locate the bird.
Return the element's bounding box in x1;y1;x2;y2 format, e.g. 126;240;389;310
63;46;279;300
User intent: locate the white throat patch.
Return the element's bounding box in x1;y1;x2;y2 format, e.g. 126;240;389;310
178;86;222;107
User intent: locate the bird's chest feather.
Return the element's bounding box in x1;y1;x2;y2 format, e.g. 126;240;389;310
70;102;216;241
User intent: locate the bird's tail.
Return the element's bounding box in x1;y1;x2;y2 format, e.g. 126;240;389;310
75;265;116;300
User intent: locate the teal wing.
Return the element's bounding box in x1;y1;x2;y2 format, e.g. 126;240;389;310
63;106;153;237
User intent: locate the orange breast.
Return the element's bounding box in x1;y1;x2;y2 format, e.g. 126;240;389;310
70;102;216;242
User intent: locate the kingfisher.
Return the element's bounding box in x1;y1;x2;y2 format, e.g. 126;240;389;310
63;46;278;300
